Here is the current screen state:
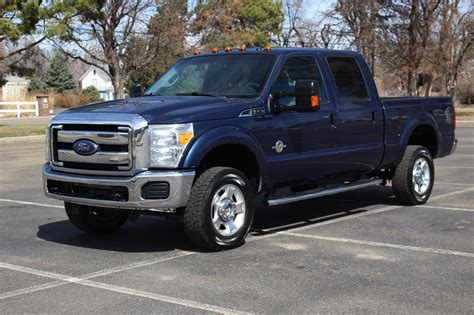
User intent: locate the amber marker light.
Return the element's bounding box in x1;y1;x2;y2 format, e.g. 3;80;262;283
311;95;320;107
224;47;232;52
211;47;220;53
264;44;272;51
239;44;246;51
192;49;201;55
179;132;194;145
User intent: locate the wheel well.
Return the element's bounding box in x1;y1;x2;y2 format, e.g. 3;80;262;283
407;125;438;157
197;144;260;192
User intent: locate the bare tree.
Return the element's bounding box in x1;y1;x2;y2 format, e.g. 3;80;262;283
435;0;473;102
274;0;305;47
331;0;386;75
53;1;155;99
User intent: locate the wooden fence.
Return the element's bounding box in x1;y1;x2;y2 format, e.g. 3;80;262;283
0;101;39;118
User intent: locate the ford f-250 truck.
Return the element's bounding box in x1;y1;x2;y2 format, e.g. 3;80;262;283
42;47;457;250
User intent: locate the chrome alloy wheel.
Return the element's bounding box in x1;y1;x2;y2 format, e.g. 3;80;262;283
412;157;431;195
211;184;246;237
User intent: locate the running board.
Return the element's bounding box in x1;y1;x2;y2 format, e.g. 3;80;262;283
266;179;383;206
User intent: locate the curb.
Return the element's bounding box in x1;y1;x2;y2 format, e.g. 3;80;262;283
0;135;44;143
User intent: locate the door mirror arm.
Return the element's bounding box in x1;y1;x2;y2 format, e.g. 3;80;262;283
130;83;143;98
268;93;282;115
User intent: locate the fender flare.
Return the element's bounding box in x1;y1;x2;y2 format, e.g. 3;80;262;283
182;126;266;172
400;113;441;157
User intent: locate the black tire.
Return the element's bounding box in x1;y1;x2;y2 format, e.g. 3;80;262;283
65;202;129;234
183;167;255;251
392;145;435;205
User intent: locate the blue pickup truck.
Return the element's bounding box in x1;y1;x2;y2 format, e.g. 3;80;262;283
43;47;457;250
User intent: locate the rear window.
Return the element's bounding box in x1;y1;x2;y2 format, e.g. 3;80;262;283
327;57;369;101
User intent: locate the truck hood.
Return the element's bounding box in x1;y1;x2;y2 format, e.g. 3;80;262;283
61;96;257;124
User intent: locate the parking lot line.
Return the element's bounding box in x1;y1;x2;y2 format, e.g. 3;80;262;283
0;199;63;209
74;279;250;315
435;182;473;186
435;166;474;169
77;251;194;279
0;262;247;314
0;251;195;300
416;205;474;212
0;281;65;300
262;187;474;234
280;232;474;258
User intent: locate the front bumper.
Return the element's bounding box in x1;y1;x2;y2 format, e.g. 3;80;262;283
42;164;195;212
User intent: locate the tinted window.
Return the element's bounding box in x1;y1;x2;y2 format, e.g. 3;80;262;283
327;57;369;100
272;56;326;108
144;54;276;98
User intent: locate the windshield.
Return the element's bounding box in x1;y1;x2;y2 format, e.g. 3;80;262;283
143;54;276;98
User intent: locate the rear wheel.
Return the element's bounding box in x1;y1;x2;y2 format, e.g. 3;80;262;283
392;145;434;205
65;202;129;234
183;167;255;251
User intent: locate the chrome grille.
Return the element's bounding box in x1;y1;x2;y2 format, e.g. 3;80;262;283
51;124;133;173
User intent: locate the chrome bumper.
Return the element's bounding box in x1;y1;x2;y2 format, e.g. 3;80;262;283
42;164;195;212
450;139;458;155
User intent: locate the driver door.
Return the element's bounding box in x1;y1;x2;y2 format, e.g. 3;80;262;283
264;55;339;186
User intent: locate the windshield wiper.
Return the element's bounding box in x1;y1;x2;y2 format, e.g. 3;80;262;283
175;92;219;97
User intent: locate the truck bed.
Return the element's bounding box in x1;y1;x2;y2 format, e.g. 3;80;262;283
380;96;455;168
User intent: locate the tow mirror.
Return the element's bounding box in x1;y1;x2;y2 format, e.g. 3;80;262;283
130;83;143;98
295;80;320;112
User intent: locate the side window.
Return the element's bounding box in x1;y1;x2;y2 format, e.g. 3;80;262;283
327;57;369;101
272;56;326;108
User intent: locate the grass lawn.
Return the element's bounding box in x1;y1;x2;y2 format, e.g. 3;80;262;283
0;125;47;138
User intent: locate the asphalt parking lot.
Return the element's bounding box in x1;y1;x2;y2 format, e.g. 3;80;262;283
1;126;473;313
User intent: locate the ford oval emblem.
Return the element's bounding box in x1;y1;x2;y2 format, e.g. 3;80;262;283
73;139;99;156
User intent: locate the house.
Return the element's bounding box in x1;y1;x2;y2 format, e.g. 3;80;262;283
0;75;29;101
79;66;114;101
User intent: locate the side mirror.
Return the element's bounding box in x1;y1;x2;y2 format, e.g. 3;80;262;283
295;80;320;112
130;83;143;98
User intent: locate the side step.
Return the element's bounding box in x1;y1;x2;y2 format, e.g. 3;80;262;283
266;179;383;206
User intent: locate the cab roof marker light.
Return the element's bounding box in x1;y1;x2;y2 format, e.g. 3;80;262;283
192;49;201;55
264;44;272;51
224;47;232;52
239;44;246;51
211;48;220;53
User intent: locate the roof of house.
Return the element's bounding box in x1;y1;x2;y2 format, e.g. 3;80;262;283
79;66;111;82
4;75;29;83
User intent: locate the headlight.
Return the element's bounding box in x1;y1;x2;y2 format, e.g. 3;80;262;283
149;123;193;168
45;127;51;162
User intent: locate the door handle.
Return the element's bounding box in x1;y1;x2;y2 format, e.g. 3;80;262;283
372;111;376;123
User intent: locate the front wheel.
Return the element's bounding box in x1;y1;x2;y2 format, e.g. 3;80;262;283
392;145;435;205
183;167;255;251
65;202;129;234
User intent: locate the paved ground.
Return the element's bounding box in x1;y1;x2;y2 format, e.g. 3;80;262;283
0;108;67;126
0;127;473;313
0;116;54;126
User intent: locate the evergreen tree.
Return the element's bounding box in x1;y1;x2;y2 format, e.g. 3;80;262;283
82;86;102;102
45;53;77;92
192;0;284;48
28;77;48;93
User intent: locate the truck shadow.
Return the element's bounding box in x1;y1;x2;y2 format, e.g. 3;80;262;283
37;218;195;253
251;185;398;236
37;186;398;252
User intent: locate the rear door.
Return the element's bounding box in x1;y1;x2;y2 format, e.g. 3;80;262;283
325;55;384;174
265;55;339;185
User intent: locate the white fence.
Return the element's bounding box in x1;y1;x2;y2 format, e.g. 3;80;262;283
0;101;39;118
